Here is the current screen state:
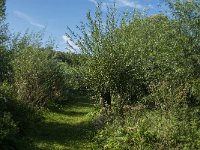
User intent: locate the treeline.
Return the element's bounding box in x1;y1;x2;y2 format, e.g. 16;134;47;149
0;0;82;148
1;0;200;149
1;37;79;148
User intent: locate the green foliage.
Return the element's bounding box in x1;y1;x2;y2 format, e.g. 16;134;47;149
0;0;6;18
10;30;45;52
0;83;17;149
17;95;96;150
0;0;10;83
93;105;200;150
0;81;42;149
67;4;148;104
67;1;200;149
142;81;189;110
165;0;200;77
0;82;15;102
0;47;10;83
12;47;67;106
0;0;7;43
0;112;18;149
8;100;42;135
190;78;200;105
67;2;197;105
1;0;200;149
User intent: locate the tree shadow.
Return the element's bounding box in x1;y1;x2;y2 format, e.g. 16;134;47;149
56;110;88;116
17;95;97;150
20;118;96;150
49;96;95;116
49;104;93;116
34;121;95;143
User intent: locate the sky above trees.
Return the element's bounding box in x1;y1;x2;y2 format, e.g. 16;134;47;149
6;0;162;51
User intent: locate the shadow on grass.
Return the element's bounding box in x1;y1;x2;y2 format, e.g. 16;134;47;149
49;103;94;116
18;96;97;150
48;96;95;116
34;121;95;143
60;95;93;105
18;121;96;150
53;110;88;116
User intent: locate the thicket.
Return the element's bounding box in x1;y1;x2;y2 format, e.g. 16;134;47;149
66;0;200;149
1;0;200;149
0;1;73;149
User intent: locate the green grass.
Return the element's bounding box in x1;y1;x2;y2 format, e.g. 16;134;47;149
19;96;97;150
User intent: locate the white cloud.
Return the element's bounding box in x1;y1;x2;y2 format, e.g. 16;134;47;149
62;35;79;53
88;0;151;10
30;22;45;28
116;0;144;9
14;10;45;28
89;0;98;6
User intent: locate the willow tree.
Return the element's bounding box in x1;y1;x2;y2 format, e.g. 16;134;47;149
171;0;200;104
66;4;148;107
166;0;200;64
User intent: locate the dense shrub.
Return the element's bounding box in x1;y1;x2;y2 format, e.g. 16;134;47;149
7;100;42;135
0;82;42;148
65;2;200;148
0;83;18;149
0;112;18;150
0;47;12;83
1;0;200;149
67;3;197;106
93;106;200;150
12;47;67;106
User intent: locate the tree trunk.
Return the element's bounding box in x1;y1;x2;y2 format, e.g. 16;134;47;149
100;91;111;107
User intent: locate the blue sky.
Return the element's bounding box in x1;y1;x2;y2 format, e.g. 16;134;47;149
6;0;163;51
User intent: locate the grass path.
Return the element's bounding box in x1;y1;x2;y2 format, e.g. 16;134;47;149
22;96;96;150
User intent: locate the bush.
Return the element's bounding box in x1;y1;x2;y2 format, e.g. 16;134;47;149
7;100;42;135
12;47;67;106
0;82;16;103
0;47;12;83
93;78;200;149
0;82;42;148
93;106;200;150
189;78;200;106
142;81;189;110
0;112;18;149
